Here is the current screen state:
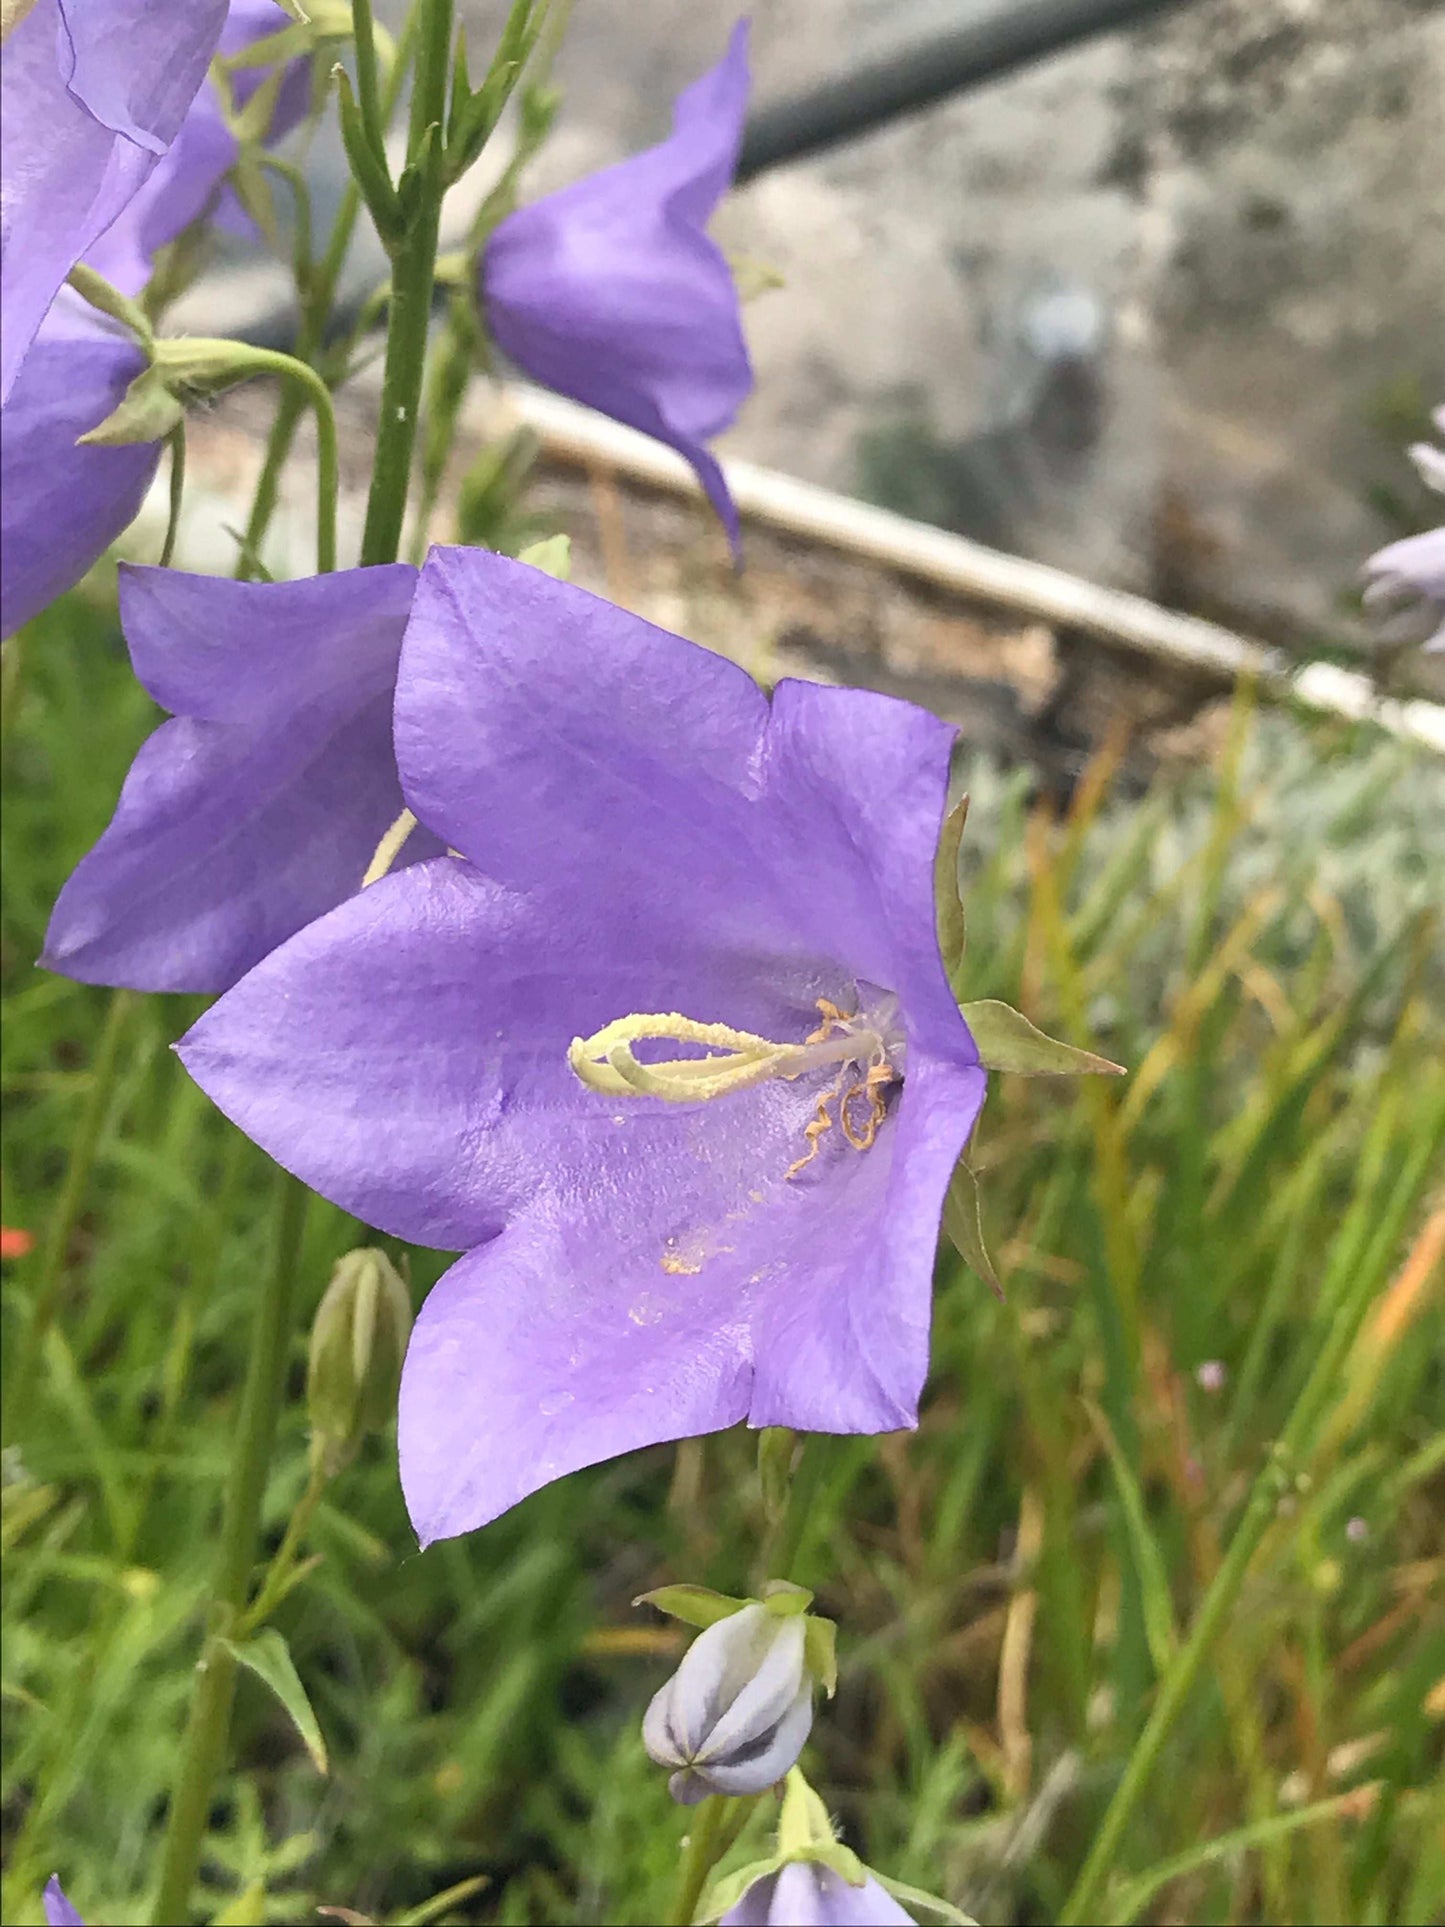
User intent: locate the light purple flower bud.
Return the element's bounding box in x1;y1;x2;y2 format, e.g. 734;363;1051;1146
0;0;227;400
43;1876;84;1927
721;1862;914;1926
642;1602;814;1803
481;21;752;550
1363;406;1445;654
0;300;159;640
1195;1359;1226;1394
1346;1516;1369;1544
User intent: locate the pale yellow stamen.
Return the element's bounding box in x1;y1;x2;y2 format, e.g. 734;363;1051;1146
362;808;419;887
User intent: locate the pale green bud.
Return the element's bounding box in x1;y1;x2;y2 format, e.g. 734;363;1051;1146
306;1249;411;1476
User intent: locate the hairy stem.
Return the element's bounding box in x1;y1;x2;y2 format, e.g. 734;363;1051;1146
151;1171;309;1925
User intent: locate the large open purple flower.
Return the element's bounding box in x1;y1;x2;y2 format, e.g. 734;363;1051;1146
0;0;227;400
481;20;752;549
0;301;158;639
179;551;986;1543
42;563;442;991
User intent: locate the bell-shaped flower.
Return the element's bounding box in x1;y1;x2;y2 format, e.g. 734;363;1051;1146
178;550;987;1543
720;1863;914;1926
0;300;158;639
1364;406;1445;653
0;0;227;400
643;1601;813;1803
43;1877;84;1927
84;0;312;298
42;562;442;991
480;20;752;550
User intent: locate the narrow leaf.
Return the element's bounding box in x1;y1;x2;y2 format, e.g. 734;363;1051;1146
1083;1400;1179;1677
942;1160;1003;1299
633;1584;748;1629
334;67;400;241
934;795;969;985
875;1875;978;1925
219;1629;328;1773
959;1000;1124;1077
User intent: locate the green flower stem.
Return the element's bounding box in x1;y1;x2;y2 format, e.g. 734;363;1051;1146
239;1456;329;1635
4;988;134;1446
668;1793;756;1927
210;347;340;575
152;1170;309;1926
359;0;454;567
1058;1142;1436;1923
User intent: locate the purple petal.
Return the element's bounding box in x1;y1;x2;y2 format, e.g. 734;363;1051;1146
43;563;440;992
1364;525;1445;652
480;20;751;547
0;0;226;399
43;1876;85;1927
0;309;158;639
720;1873;778;1927
767;1864;915;1926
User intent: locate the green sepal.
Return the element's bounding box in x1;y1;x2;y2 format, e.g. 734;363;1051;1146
958;999;1124;1078
228;146;283;256
942;1159;1003;1299
217;1628;328;1773
77;365;183;446
934;796;969;987
874;1873;978;1924
517;534;571;581
632;1584;748;1630
65;263;152;347
696;1853;788;1924
759;1580;813;1616
802;1613;838;1697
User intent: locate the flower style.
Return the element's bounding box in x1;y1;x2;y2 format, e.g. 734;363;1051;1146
0;0;227;400
0;301;158;639
1363;406;1445;653
178;550;987;1543
42;563;442;992
643;1601;814;1803
43;1877;84;1927
480;21;752;550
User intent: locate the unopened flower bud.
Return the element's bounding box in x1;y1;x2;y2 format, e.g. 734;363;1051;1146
642;1601;813;1803
43;1877;84;1927
307;1249;410;1476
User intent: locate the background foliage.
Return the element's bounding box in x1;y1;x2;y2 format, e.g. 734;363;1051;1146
3;591;1442;1924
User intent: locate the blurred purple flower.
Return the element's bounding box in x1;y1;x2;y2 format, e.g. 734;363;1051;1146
722;1863;914;1926
1364;406;1445;653
85;0;311;297
0;0;227;400
643;1602;813;1803
43;563;443;991
43;1876;84;1927
481;21;752;550
0;300;158;639
179;551;986;1543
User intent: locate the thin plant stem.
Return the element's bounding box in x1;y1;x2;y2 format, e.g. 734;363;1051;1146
151;1170;309;1925
207;348;340;574
4;988;134;1444
240;1458;329;1633
360;0;454;567
1058;1128;1441;1922
667;1794;738;1927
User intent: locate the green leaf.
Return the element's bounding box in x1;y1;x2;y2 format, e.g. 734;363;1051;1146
802;1614;838;1697
958;999;1125;1077
218;1629;328;1773
934;796;969;986
334;67;400;242
518;533;571;580
632;1584;748;1630
941;1160;1003;1298
1083;1400;1178;1676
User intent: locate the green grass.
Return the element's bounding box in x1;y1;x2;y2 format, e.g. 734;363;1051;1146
2;596;1442;1925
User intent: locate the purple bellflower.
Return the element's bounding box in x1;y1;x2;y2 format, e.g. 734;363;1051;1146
42;563;442;991
178;551;987;1544
480;21;752;550
0;298;157;639
721;1863;914;1926
43;1877;84;1927
0;0;227;400
1364;407;1445;653
643;1601;813;1803
84;0;310;297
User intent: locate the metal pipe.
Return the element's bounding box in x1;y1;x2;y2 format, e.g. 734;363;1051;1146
735;0;1193;182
